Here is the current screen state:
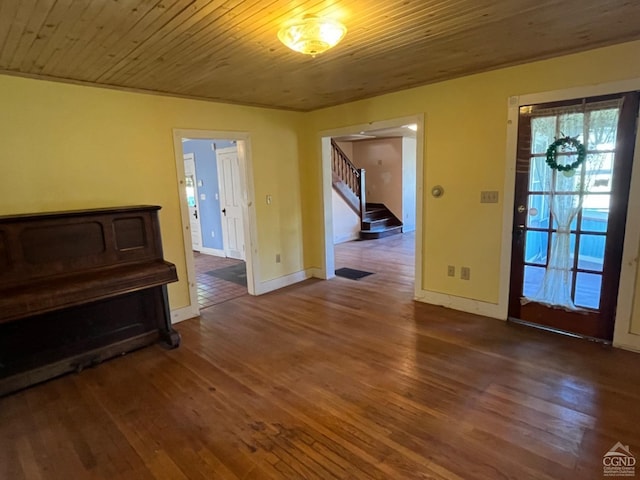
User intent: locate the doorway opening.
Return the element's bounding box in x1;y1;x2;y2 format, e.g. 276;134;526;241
320;116;424;296
173;129;257;314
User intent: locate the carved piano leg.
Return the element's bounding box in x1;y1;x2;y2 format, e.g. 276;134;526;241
159;285;181;349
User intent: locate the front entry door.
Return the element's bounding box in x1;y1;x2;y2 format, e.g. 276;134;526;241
509;92;639;340
216;146;245;260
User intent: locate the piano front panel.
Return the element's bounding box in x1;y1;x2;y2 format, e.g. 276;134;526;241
20;221;106;264
113;216;147;251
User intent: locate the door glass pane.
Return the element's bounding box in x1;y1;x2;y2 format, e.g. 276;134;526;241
553;168;582;192
523;265;545;297
558;112;584;140
529;157;552;191
581;195;610;232
531;117;556;154
585;153;614;192
550;232;577;262
574;272;602;309
527;195;550;229
552;208;578;232
185;176;196;207
525;231;548;265
578;234;605;272
587;108;620;150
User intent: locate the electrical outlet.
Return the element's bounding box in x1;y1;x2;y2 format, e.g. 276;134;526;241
275;253;281;263
461;267;471;280
447;265;455;277
480;191;499;203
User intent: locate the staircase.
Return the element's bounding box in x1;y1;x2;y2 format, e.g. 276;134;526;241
331;139;402;240
360;203;403;239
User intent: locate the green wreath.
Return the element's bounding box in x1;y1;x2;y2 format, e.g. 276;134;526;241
545;136;586;172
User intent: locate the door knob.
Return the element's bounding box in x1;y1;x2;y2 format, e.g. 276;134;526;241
193;210;198;219
222;208;227;216
517;205;526;213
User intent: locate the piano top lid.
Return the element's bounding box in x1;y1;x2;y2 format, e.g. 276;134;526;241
0;205;162;223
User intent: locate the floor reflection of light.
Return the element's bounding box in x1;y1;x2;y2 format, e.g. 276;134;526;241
557;375;598;405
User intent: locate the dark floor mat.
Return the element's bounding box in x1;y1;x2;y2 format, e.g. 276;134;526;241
205;263;247;287
335;267;374;280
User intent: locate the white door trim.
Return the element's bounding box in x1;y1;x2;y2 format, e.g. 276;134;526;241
501;77;640;351
173;130;259;317
319;114;425;299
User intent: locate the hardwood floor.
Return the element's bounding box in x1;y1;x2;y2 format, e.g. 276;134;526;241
1;233;639;479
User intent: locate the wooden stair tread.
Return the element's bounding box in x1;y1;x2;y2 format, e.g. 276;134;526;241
359;202;403;240
359;226;402;240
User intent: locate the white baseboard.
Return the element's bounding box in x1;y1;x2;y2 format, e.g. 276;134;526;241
309;267;326;279
613;333;640;353
198;247;226;257
254;269;314;295
414;289;506;320
612;341;640;353
415;290;640;353
170;305;199;324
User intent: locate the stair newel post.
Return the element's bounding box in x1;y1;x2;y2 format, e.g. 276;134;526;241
359;168;366;228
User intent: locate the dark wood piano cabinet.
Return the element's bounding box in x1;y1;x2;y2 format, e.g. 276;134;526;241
0;205;180;396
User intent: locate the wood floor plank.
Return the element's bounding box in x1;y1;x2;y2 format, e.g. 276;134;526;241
1;233;640;479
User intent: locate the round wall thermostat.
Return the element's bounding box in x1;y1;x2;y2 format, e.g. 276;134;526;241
431;185;444;198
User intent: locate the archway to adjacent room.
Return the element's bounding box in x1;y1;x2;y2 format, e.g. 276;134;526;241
173;129;258;315
319;115;424;297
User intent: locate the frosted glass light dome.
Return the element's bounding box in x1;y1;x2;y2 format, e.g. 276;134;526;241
278;15;347;56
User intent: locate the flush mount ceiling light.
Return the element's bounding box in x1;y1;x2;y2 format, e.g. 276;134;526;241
278;15;347;56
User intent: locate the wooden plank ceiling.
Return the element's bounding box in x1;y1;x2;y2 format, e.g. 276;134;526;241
1;0;639;111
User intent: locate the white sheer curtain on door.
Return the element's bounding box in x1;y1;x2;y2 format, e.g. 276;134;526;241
523;99;623;310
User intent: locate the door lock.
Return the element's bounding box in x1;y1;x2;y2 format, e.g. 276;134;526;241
514;224;525;237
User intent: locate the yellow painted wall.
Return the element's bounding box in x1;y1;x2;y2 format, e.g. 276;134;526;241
0;75;304;310
301;40;640;313
353;138;404;221
2;40;640;333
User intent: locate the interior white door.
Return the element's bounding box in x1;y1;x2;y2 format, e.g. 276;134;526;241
216;147;245;260
183;153;202;251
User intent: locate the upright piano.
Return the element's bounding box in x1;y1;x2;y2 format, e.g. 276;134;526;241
0;205;180;396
